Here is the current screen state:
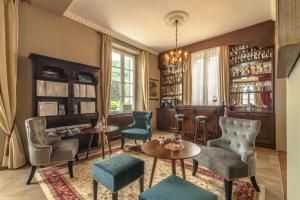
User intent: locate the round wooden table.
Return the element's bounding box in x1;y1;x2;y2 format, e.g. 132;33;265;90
83;125;119;160
141;139;201;188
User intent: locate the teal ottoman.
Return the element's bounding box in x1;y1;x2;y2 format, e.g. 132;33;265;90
92;153;144;200
139;175;217;200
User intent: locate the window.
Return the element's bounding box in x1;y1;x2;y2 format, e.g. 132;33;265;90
110;50;135;113
191;47;220;105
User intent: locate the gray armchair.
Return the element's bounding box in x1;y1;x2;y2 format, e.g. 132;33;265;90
25;117;79;184
192;117;261;200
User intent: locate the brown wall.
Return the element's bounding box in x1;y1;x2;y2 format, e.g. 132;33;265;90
16;2;101;158
160;20;286;151
182;20;275;53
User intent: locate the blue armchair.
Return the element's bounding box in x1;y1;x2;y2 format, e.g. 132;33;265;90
121;111;152;148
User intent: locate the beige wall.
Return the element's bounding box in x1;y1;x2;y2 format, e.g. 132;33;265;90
275;78;287;151
16;2;101;158
11;3;160;160
149;54;160;129
287;59;300;199
135;53;160;129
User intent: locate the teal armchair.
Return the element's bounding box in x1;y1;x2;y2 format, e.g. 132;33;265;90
121;111;152;148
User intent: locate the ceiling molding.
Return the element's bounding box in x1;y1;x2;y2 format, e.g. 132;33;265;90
23;0;73;16
63;11;159;55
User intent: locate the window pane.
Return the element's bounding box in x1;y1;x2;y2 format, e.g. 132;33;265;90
110;99;121;111
124;70;134;83
112;52;121;67
112;67;121;81
125;56;134;70
130;70;134;83
110;81;121;111
124;97;133;105
124;70;130;83
124;83;134;96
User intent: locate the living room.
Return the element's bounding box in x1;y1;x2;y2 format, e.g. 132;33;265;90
0;0;299;200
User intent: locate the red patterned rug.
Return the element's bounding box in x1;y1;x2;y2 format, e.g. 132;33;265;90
35;146;265;200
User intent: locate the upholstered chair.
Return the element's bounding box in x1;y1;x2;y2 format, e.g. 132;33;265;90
192;116;261;200
25;117;79;185
121;111;152;148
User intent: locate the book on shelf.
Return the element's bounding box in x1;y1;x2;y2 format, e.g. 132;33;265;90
58;104;66;115
38;101;58;116
80;101;96;114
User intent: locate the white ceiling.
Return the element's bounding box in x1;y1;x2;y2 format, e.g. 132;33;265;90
66;0;274;53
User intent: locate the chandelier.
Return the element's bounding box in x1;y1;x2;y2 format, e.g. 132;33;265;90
163;11;189;72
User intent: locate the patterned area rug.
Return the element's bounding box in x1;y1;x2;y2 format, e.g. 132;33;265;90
36;146;265;200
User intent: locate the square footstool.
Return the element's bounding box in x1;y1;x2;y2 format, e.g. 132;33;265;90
92;153;144;200
139;175;217;200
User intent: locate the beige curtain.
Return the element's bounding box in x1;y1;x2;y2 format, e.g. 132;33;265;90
183;55;192;105
141;51;150;111
219;46;229;116
100;34;113;121
0;0;26;169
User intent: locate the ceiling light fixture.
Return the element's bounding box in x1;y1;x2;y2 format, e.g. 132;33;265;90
163;10;189;72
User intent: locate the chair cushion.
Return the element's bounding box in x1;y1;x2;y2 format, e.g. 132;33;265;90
139;175;217;200
92;153;144;192
195;147;248;180
50;139;78;163
195;115;208;121
121;128;150;140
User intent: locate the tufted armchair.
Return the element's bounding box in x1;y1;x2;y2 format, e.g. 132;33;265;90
192;117;261;200
121;111;152;148
25;117;79;185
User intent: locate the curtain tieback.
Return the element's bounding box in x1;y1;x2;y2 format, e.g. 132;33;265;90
5;118;16;156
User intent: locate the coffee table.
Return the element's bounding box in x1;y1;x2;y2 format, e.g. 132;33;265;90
83;126;119;160
141;139;201;188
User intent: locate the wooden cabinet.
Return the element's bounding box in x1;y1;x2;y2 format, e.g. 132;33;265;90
176;106;224;140
156;108;176;132
249;112;275;148
228;111;275;149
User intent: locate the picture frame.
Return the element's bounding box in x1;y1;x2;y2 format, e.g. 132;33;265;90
149;78;159;100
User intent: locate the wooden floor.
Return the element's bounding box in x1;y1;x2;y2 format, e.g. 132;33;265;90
0;130;286;200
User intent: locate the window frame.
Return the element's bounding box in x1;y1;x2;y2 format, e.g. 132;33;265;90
110;48;135;114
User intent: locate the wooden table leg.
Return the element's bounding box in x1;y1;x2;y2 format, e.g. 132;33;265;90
180;159;186;180
106;134;112;156
149;157;157;188
171;160;176;175
100;133;105;159
86;133;94;160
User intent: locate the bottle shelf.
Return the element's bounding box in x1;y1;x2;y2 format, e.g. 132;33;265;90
230;91;272;94
230;58;273;67
161;94;182;97
231;73;272;80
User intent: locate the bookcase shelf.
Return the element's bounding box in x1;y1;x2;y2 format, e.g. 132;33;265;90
29;53;100;128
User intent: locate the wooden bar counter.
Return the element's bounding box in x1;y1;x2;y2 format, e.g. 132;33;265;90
157;106;225;140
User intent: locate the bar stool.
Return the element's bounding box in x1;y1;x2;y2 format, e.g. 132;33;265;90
175;114;185;138
194;115;208;145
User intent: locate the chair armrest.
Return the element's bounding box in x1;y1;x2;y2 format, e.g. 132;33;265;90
241;149;255;164
128;123;137;129
207;138;230;148
29;143;52;165
46;135;62;144
147;125;152;136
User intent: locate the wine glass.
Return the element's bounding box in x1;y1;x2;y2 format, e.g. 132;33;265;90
174;134;183;144
212;96;218;105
